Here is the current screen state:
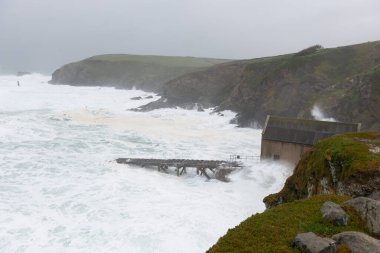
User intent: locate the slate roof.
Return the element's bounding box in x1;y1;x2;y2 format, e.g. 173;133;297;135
262;115;361;146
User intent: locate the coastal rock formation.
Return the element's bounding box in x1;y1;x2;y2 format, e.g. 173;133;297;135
156;41;380;130
333;231;380;253
292;232;335;253
344;197;380;236
207;194;380;252
264;132;380;208
49;54;230;92
292;231;380;253
49;41;380;130
320;201;349;226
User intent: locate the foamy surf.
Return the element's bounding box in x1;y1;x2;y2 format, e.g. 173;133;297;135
0;74;292;253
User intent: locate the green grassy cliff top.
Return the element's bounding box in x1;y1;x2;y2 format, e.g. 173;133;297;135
88;54;231;67
207;195;366;253
264;132;380;207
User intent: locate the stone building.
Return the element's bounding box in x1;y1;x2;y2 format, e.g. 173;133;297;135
260;115;361;165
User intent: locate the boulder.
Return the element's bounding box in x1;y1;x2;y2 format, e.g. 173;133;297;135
333;231;380;253
292;232;336;253
320;201;349;226
369;191;380;201
344;197;380;235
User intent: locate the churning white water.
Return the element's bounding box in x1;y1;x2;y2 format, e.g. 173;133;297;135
0;74;291;253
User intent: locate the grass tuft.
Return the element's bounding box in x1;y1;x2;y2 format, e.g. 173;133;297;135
207;195;367;253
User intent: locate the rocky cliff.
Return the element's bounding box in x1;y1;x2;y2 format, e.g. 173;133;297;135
49;54;231;92
50;41;380;130
263;132;380;209
157;41;380;130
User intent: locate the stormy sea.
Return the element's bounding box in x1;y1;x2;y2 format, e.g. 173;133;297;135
0;74;291;253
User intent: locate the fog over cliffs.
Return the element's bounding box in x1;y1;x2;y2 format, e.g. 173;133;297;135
1;0;380;73
50;41;380;131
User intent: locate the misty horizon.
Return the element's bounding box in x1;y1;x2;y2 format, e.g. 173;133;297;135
1;0;380;74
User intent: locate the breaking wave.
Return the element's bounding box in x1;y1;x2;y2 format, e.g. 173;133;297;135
0;74;291;253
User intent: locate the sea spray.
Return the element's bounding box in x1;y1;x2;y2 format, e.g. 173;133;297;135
0;74;292;253
311;105;336;122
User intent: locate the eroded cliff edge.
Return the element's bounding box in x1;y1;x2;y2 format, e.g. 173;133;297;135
158;41;380;130
264;132;380;209
50;41;380;130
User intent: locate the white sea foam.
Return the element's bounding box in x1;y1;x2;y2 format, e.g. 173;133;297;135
0;74;292;253
311;105;336;122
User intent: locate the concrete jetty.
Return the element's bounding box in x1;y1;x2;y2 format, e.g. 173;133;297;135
116;158;242;181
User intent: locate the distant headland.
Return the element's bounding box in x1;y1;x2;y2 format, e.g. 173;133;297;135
50;40;380;131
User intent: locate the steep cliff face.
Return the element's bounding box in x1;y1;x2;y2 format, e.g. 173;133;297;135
162;61;247;105
160;41;380;130
50;41;380;130
326;66;380;130
49;54;231;92
263;132;380;209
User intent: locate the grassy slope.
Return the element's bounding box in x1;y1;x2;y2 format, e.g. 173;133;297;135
159;40;380;129
264;132;380;208
89;54;231;67
207;195;367;253
209;132;380;252
227;41;380;127
50;54;231;91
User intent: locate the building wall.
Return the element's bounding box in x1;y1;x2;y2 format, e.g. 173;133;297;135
260;140;312;166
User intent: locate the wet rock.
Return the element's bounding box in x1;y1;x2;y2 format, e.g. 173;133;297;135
333;231;380;253
292;232;336;253
132;98;172;111
344;197;380;235
320;201;349;226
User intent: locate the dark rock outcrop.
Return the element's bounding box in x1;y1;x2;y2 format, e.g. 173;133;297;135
159;41;380;130
50;41;380;130
333;231;380;253
292;232;335;253
344;197;380;236
320;201;349;226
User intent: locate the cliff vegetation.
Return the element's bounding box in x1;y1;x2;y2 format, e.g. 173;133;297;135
161;40;380;130
207;195;366;253
49;54;230;92
49;40;380;130
264;132;380;208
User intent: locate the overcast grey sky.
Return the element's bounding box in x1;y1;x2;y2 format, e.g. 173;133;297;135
0;0;379;74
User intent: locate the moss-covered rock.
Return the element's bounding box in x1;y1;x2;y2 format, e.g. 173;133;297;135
207;195;367;253
264;132;380;209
